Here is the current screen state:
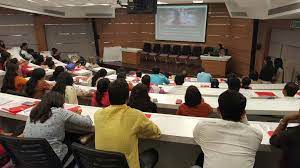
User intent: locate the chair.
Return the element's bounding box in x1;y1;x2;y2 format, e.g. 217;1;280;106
0;135;63;168
71;143;129;168
149;44;161;62
168;45;181;63
203;47;214;55
178;46;192;64
189;46;202;61
158;44;171;63
141;43;152;61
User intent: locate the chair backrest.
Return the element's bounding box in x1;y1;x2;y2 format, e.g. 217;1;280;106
0;135;62;168
171;45;181;55
203;47;214;55
143;43;151;52
192;46;202;57
152;44;161;53
71;143;129;168
161;44;171;54
181;46;192;56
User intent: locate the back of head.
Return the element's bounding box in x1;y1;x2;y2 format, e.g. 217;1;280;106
185;86;202;107
227;77;241;92
211;78;219;88
52;48;57;53
274;58;283;69
1;63;18;92
226;73;237;79
8;58;18;65
96;78;110;105
128;83;150;108
152;67;160;74
20;43;28;49
92;68;108;86
47;61;55;69
218;90;247;122
249;71;259;81
142;75;151;89
136;71;142;78
175;74;185;85
108;79;129;105
52;72;73;96
198;67;205;73
30;91;64;124
51;66;65;81
117;72;126;79
25;68;46;97
283;82;299;97
242;77;251;89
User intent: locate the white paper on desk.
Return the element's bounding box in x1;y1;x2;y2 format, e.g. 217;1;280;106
0;99;13;106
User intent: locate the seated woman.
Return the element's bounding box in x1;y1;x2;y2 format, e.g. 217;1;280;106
23;91;93;167
91;78;110;107
24;68;53;98
49;66;65;81
52;72;92;104
1;63;27;93
176;85;213;117
0;51;11;70
150;67;170;85
127;83;157;113
91;68;107;87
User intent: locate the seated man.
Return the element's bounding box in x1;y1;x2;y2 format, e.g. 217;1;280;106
168;74;186;95
193;90;263;168
197;68;212;83
150;67;170;85
94;79;161;168
282;82;299;97
227;77;241;92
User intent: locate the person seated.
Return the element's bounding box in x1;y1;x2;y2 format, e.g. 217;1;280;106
23;91;92;167
91;68;107;87
51;48;61;61
150;67;170;85
128;83;157;113
19;43;33;61
270;109;300;168
227;77;241;92
117;72;133;91
249;71;260;84
94;79;161;168
175;74;185;85
43;57;55;69
210;78;219;88
259;56;274;83
168;74;186;94
52;72;92;104
7;58;19;65
1;63;27;93
31;53;45;66
0;51;10;70
91;78;110;107
76;56;87;66
49;66;65;81
142;75;160;93
176;86;213;117
24;68;53;98
197;67;212;83
0;40;6;52
282;82;299;97
273;58;284;83
242;77;252;89
193;90;263;168
136;71;142;78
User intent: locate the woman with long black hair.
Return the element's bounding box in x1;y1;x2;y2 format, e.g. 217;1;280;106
91;78;110;107
273;58;284;83
91;68;107;87
259;56;275;83
1;63;27;93
49;66;65;81
24;68;53;98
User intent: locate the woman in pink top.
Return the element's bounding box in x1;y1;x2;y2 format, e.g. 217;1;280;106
91;78;110;107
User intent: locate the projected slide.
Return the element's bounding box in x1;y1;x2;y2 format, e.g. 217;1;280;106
155;5;208;42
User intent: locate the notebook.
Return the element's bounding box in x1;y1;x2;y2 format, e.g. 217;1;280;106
255;92;277;97
145;114;152;119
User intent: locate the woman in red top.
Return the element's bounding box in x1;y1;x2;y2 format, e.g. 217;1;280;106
176;85;213;117
91;78;110;107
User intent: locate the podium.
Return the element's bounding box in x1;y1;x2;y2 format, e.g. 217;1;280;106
122;48;142;65
200;56;231;77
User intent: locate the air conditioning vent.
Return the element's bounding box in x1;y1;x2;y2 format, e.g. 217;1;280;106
269;2;300;15
231;12;248;17
44;9;65;16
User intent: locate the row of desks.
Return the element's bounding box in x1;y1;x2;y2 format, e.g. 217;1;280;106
0;93;294;151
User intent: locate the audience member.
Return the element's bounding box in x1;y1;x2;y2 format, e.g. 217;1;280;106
43;57;54;69
1;63;27;93
242;77;252;89
282;82;299;97
270;109;300;168
19;43;33;61
51;48;61;61
226;73;237;79
91;68;107;87
136;71;142;78
91;78;110;107
31;53;45;66
0;51;11;70
193;90;263;168
150;67;170;85
210;78;219;88
273;58;284;83
142;75;160;93
249;71;259;84
49;66;65;81
197;67;212;83
23;91;92;167
259;56;274;83
0;40;6;52
177;86;213;117
128;83;157;113
24;68;53;98
7;58;18;65
168;73;186;94
227;77;241;92
174;74;185;85
117;72;134;90
94;79;161;168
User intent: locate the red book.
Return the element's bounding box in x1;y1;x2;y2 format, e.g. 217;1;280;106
145;114;152;118
6;105;31;114
255;92;276;97
74;76;88;81
176;99;183;104
67;106;82;113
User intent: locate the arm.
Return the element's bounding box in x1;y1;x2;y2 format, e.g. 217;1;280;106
62;109;93;128
163;76;170;85
136;113;161;139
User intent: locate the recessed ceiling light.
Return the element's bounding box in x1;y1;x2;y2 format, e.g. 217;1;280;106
157;1;168;4
193;0;204;3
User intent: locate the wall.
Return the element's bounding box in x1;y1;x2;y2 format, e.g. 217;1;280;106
96;4;254;76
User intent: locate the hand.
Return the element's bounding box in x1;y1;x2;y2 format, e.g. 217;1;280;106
283;111;300;123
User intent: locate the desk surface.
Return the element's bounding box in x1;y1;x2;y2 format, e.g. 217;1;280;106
0;93;294;150
0;70;5;76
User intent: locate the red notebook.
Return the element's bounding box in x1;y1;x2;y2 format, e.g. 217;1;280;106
67;106;82;113
5;105;31;114
255;92;276;97
145;114;152;119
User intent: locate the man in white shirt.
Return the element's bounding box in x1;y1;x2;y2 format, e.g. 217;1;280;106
193;90;263;168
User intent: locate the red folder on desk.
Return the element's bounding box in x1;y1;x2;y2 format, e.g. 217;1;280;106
67;106;82;113
5;105;31;114
255;92;276;97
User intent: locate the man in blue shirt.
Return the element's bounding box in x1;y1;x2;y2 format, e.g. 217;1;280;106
150;67;170;85
197;67;212;83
